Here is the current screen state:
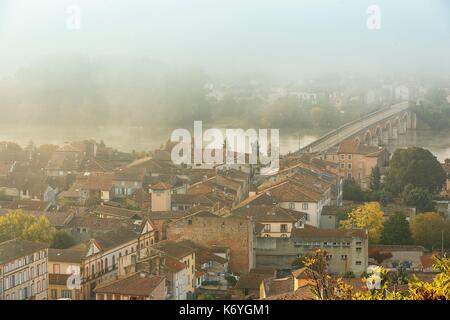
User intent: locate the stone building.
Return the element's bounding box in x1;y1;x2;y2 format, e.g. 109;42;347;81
166;212;255;273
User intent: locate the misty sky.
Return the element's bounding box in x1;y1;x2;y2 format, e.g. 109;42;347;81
0;0;449;79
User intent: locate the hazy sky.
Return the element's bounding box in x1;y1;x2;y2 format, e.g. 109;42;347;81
0;0;449;79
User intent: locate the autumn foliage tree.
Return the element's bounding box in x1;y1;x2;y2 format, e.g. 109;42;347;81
0;210;55;244
410;212;450;250
340;202;384;244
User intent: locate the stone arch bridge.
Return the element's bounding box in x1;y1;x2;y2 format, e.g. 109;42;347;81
299;101;417;154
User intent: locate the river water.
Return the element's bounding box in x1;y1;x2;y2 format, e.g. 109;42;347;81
1;125;450;161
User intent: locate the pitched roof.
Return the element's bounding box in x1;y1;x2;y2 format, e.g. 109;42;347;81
164;256;188;273
94;273;165;296
154;240;195;259
262;277;294;298
232;205;306;223
66;215;134;232
92;205;143;220
93;227;140;252
176;240;228;266
234;272;273;290
0;239;47;264
113;168;146;182
48;248;84;263
338;139;384;155
263;180;323;202
264;284;314;300
150;182;173;191
71;172;114;191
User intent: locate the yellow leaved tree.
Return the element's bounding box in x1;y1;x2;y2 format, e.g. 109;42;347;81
0;210;55;244
340;202;384;244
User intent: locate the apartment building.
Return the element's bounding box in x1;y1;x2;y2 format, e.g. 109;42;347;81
0;239;48;300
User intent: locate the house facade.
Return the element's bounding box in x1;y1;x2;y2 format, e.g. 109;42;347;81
0;239;49;300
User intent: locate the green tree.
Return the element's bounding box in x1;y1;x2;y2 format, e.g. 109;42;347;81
402;184;435;213
343;179;366;201
370;166;381;191
51;230;75;249
385;147;446;195
0;210;55;244
380;212;412;245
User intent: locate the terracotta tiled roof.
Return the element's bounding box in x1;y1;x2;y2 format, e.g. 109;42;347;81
154;240;195;259
164;256;188;273
338;139;384;155
48;248;84;263
72;172;114;191
264;284;314;300
150;182;173;191
235;273;272;290
262;277;294;298
0;239;47;264
95;273;165;296
232;205;306;223
264;180;323;202
291;267;309;279
93;205;143;219
113;168;146;182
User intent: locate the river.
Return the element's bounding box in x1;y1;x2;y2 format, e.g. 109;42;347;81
1;125;450;161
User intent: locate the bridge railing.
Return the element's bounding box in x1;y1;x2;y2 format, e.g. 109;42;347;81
299;101;410;152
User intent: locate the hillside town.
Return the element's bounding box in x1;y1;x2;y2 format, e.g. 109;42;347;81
1;134;449;300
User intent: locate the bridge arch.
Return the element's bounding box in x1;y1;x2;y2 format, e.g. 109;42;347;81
392;117;400;139
375;126;383;145
384;121;392;140
401;112;409;133
363;130;372;146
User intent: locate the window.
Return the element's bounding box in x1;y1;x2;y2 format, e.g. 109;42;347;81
356;247;362;253
53;264;60;274
347;173;352;179
348;154;352;160
302;203;308;210
341;255;347;260
264;224;271;232
347;163;352;169
356;241;362;246
326;254;333;260
289;202;295;209
51;289;57;299
280;224;288;232
340;163;345;169
61;290;72;299
340;154;345;160
356;261;362;266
